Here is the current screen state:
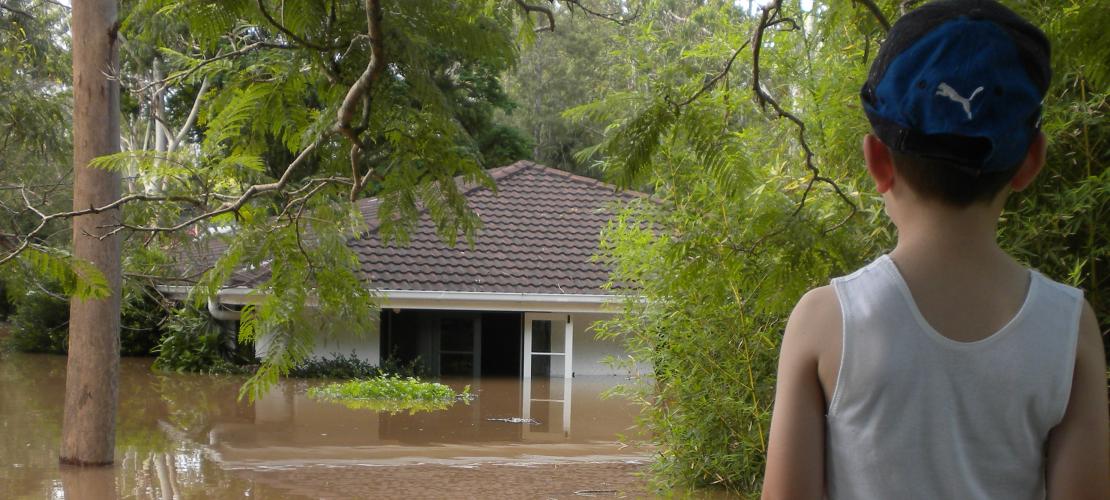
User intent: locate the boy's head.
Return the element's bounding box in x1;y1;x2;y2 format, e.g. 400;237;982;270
860;0;1051;207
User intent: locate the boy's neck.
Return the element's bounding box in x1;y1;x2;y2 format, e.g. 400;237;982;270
889;201;1014;269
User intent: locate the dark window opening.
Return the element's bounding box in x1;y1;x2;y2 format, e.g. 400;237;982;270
481;312;523;377
381;310;523;378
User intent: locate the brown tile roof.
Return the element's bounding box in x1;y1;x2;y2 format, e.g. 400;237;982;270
350;161;642;295
175;161;643;295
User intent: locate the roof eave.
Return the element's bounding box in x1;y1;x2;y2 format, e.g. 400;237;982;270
156;285;633;314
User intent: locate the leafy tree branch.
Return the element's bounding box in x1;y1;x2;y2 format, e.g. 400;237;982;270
515;0;556;32
751;0;856;226
852;0;891;31
254;0;345;51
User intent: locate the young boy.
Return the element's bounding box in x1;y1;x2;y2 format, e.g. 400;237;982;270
761;1;1108;499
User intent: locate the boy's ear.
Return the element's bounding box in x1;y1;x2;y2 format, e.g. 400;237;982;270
863;134;895;193
1010;131;1046;192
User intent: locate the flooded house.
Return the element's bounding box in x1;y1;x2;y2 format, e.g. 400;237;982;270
0;162;654;494
161;161;644;380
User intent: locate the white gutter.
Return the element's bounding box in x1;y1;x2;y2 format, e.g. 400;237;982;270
158;285;628;314
374;289;620;313
207;297;241;321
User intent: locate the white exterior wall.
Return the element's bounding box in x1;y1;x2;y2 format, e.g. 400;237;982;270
311;327;381;365
570;312;627;376
540;312;630;377
255;316;381;366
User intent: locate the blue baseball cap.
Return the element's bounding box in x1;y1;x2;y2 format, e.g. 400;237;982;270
861;0;1051;175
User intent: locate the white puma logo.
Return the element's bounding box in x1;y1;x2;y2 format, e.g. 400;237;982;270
936;82;984;120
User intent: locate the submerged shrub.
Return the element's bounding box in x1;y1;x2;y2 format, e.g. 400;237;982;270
378;353;426;379
119;286;167;356
287;352;381;379
4;278;167;356
286;351;425;379
0;278;14;321
6;285;68;354
153;306;246;374
308;375;472;414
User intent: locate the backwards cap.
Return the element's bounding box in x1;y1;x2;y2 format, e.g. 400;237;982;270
860;0;1051;174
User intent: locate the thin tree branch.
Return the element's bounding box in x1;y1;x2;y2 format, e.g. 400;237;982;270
852;0;891;32
104;141;320;234
901;0;923;15
254;0;344;51
170;76;210;151
0;190;202;266
0;140;322;265
39;0;69;11
132;41;292;95
515;0;555;32
751;0;857;228
1;3;33;18
337;0;384;201
671;39;752;110
563;0;641;26
124;269;207;284
292;204;318;276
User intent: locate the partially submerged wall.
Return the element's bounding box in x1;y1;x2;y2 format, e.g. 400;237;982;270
255;309;637;377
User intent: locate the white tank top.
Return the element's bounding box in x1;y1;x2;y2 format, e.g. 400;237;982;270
827;254;1083;500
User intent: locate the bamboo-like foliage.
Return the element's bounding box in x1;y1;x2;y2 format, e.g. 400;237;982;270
585;0;1107;494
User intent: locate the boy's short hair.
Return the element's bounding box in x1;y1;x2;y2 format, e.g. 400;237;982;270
860;0;1051;206
889;151;1019;206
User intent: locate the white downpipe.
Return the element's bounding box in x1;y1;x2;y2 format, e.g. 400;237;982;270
207;297;241;321
523;318;533;379
564;314;573;379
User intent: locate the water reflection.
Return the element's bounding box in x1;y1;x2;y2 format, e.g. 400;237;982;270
215;375;643;467
60;464;116;500
1;353;291;499
0;352;647;498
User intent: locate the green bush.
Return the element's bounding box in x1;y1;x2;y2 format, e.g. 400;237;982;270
120;286;167;356
0;278;14;321
287;350;424;379
4;280;167;355
287;351;380;378
152;305;246;374
307;375;472;414
6;285;69;354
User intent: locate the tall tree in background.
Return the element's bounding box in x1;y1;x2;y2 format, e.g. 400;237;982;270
61;0;122;465
503;7;621;175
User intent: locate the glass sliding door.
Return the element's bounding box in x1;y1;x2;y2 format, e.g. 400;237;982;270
521;312;575;439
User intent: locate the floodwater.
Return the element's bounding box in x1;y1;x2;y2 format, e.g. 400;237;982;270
0;353;660;499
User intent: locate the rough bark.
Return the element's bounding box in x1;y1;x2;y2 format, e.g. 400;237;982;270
60;0;122;466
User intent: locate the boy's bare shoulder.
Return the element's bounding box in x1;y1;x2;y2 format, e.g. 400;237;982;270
783;285;843;401
1076;298;1104;371
789;286;841;330
784;285;842;357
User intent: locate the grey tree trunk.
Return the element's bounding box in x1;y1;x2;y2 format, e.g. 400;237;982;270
60;0;122;466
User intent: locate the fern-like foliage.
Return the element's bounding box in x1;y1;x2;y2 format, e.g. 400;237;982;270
100;0;530;400
21;248;111;300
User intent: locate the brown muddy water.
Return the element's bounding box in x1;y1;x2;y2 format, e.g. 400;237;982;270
0;353;676;499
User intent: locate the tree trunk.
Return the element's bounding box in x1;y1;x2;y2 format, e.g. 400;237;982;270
61;0;122;466
149;57;166;195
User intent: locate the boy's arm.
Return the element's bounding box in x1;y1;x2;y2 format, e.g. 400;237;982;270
761;286;839;500
1045;300;1109;499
